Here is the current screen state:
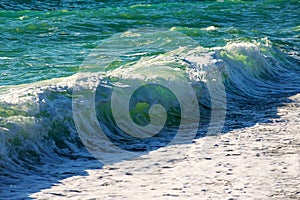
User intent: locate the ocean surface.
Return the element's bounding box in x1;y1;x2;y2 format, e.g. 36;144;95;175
0;0;299;199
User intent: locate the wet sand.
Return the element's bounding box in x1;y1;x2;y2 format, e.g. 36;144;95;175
30;94;300;199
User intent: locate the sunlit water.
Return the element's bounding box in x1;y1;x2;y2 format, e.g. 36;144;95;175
0;0;299;199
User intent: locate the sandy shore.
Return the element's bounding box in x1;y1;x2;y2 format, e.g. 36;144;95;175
30;94;300;200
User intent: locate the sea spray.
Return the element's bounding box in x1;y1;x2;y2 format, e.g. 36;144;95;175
1;36;298;173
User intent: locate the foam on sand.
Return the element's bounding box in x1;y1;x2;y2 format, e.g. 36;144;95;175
30;93;300;199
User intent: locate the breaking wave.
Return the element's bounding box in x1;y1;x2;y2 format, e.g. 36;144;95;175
0;31;299;179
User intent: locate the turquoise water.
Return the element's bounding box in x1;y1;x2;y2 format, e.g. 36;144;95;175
0;1;299;86
0;0;299;199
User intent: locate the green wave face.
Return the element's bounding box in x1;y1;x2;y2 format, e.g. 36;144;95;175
0;37;298;166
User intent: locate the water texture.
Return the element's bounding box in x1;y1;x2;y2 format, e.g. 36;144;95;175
0;0;299;199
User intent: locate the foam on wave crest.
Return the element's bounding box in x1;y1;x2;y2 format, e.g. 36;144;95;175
0;36;299;173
